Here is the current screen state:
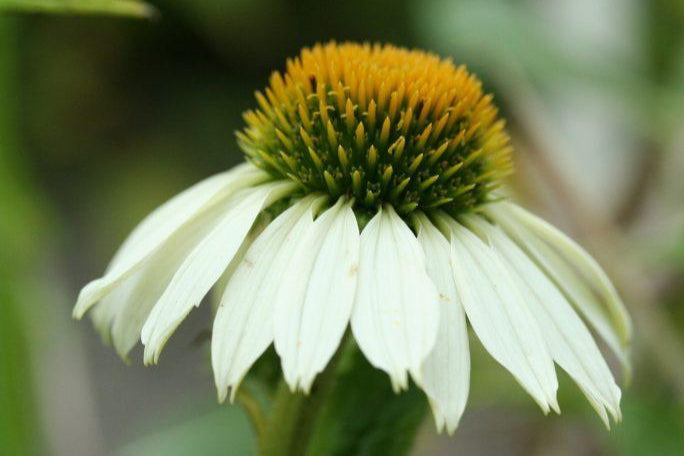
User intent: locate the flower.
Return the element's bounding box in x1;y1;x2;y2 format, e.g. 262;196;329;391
74;42;631;434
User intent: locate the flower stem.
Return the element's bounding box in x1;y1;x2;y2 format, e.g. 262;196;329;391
255;336;428;456
260;338;349;456
259;344;348;456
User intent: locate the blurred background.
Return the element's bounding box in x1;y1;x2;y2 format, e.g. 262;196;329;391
1;0;683;455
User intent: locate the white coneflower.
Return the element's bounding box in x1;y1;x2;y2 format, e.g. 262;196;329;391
74;42;631;434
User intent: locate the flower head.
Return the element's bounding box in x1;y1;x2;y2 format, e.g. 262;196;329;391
239;42;512;220
74;42;631;434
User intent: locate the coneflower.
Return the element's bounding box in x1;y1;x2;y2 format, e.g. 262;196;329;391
74;42;631;435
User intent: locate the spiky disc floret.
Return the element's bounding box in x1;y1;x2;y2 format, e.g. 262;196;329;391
238;42;513;217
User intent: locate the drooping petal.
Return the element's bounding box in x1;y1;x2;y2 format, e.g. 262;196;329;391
90;271;140;346
274;198;360;393
74;163;268;319
486;202;631;374
88;188;263;359
351;205;440;391
415;213;470;435
211;196;323;402
467;215;621;425
436;213;559;413
141;181;296;364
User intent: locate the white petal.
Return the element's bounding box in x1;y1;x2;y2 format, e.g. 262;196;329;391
468;215;621;424
351;205;440;391
506;203;630;337
528;236;629;376
211;196;322;402
437;214;558;413
274;198;360;393
90;272;139;346
74;163;267;318
415;213;470;435
209;219;266;314
90;189;261;358
110;224;219;359
141;181;296;364
486;202;631;373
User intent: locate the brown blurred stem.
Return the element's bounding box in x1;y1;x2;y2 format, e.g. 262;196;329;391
614;139;662;227
616;0;684;227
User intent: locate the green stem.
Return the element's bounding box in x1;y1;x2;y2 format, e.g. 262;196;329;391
260;338;350;456
254;336;428;456
261;382;307;456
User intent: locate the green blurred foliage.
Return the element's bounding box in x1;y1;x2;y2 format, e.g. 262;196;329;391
0;16;48;456
0;295;40;456
116;406;256;456
611;390;683;456
0;0;156;18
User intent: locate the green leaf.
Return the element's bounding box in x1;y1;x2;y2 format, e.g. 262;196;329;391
0;0;158;19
